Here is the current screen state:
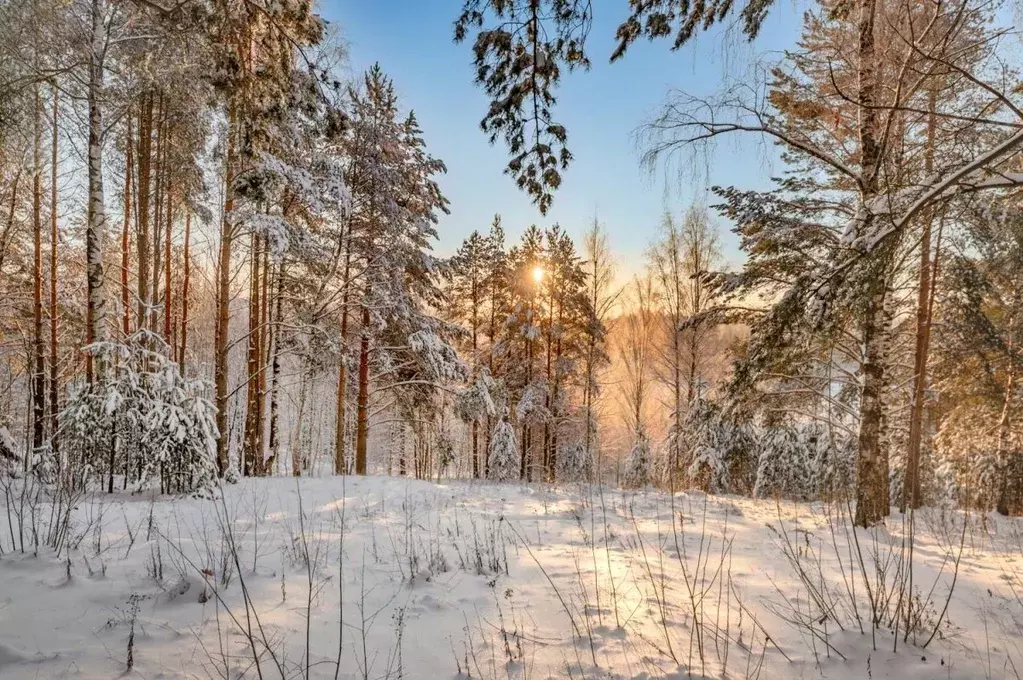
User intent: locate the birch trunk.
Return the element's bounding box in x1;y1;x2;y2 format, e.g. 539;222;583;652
214;103;236;477
49;84;60;453
850;0;893;527
293;360;309;477
85;0;108;384
267;261;283;474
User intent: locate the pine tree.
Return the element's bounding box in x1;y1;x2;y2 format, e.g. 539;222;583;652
204;0;327;477
536;225;591;481
332;66;454;475
448;230;494;477
503;226;545;480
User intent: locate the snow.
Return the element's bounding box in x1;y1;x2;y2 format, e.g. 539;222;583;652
0;475;1022;678
0;426;17;461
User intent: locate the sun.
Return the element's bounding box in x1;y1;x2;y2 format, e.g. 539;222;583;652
532;265;545;284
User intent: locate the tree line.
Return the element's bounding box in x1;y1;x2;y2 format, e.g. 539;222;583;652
4;0;1023;530
453;0;1023;524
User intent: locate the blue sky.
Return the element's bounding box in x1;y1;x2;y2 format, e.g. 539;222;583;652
324;1;807;274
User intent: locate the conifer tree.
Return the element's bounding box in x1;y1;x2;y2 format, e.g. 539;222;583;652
933;205;1023;514
487;414;519;482
447;230;493;476
536;225;590;481
337;66;454;475
670;0;1020;525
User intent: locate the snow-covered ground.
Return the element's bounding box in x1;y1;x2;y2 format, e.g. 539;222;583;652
2;476;1022;679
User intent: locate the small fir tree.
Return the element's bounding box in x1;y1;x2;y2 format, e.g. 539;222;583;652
487;415;519;482
556;440;590;483
623;430;652;489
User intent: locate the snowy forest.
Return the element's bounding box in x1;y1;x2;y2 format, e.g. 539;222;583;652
5;0;1023;677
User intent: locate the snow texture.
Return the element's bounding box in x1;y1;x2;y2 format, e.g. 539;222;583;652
0;474;1017;679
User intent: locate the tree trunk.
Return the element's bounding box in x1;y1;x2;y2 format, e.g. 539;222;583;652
398;426;407;476
243;232;261;476
903;87;939;512
214;103;236;477
997;303;1019;515
852;0;889;528
136;94;153;332
855;279;890;526
267;261;283;475
32;81;45;450
49;84;60;453
521;314;533;482
163;173;173;343
333;237;353;474
673;336;682;479
355;305;370;475
548;283;564;483
150;98;165;334
178;212;190;370
85;0;108;385
583;226;602;484
551;332;562;481
258;238;269;474
335;339;349;474
584;336;596;480
543;283;554;480
121;113;133;339
903;242;932;511
471;272;479;478
293;361;308;476
484;259;501;477
996;365;1017;515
